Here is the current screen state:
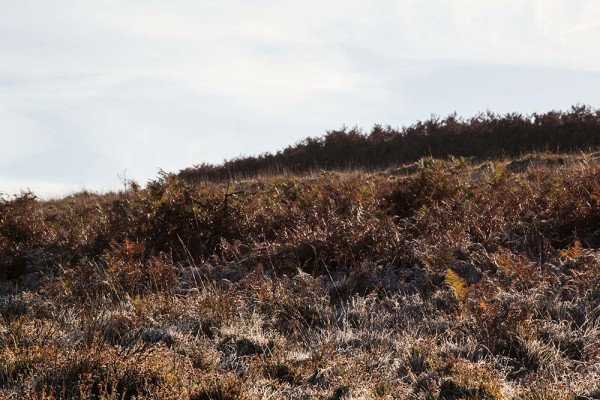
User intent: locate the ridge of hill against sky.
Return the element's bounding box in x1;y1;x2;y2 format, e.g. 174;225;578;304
2;0;600;197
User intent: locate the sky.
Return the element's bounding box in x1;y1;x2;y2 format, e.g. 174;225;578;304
2;0;600;198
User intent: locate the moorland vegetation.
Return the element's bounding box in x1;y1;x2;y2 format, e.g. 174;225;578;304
180;105;600;182
1;108;600;399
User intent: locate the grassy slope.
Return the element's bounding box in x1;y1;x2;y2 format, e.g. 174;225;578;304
1;152;599;399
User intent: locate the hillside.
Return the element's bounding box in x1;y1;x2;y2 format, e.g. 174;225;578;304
1;150;600;398
179;105;600;183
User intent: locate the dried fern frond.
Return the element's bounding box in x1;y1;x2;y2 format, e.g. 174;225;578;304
445;268;473;301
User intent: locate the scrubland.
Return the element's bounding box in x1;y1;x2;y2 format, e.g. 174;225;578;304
1;152;599;399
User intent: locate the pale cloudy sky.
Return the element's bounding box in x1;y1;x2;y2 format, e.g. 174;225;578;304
2;0;600;197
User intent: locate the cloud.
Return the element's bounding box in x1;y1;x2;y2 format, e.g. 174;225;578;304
1;0;600;197
0;177;83;199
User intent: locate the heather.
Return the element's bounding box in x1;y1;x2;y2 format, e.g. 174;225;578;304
1;152;599;399
179;105;600;182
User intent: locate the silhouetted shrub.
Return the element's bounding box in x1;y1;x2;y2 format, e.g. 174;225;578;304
180;106;600;182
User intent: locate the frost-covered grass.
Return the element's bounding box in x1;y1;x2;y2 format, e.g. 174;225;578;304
1;153;599;398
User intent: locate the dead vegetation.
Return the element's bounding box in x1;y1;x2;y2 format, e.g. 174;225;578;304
1;152;599;399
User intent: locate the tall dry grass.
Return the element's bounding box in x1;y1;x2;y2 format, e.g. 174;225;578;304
0;152;599;398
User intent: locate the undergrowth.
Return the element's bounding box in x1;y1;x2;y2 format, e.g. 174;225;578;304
0;152;599;398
